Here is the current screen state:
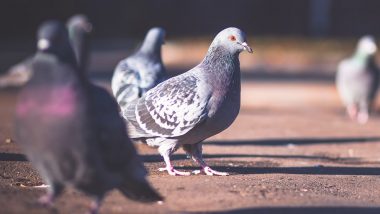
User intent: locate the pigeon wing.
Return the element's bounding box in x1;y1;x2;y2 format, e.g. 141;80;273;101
125;73;210;138
112;60;142;105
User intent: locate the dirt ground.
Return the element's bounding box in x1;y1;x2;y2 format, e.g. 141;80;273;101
1;80;380;214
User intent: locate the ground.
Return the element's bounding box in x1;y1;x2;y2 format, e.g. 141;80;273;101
1;79;380;214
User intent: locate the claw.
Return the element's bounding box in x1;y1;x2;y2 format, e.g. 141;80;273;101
192;170;202;175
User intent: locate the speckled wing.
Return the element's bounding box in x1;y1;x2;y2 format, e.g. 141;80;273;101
111;60;142;106
124;74;210;138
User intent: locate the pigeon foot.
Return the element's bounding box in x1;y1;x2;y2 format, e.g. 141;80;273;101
196;166;229;176
357;112;369;124
86;199;101;214
38;193;54;207
158;167;191;176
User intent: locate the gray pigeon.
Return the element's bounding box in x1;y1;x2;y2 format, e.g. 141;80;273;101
111;27;167;109
123;27;253;176
14;21;162;213
66;14;92;72
0;15;92;88
336;35;379;124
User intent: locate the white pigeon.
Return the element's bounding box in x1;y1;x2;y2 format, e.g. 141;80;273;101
123;27;253;176
336;35;379;124
111;27;167;109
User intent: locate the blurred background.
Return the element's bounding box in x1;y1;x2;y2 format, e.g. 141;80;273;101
1;0;380;80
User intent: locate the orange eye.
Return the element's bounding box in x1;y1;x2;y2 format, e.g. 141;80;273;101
228;35;236;41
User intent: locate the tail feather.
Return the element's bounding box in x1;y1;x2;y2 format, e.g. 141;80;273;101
119;179;163;202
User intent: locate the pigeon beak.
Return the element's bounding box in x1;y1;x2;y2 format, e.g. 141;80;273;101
37;39;50;50
241;42;253;53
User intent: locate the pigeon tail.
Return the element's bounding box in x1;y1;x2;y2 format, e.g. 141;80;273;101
119;179;163;202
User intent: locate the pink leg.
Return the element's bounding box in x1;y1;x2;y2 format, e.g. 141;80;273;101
158;154;190;176
357;111;369;124
86;198;102;214
38;192;54;207
183;143;228;176
192;157;229;176
346;105;358;121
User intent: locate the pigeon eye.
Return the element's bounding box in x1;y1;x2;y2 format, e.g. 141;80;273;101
228;35;236;41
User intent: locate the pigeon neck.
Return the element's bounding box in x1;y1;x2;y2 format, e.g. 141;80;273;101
201;45;240;74
353;50;371;63
69;29;89;72
139;38;162;59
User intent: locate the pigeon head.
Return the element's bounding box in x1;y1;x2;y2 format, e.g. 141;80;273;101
37;20;76;64
66;14;92;71
357;35;377;56
211;27;253;55
67;14;92;36
140;27;166;54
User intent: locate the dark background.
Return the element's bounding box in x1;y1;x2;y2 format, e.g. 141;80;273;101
1;0;380;39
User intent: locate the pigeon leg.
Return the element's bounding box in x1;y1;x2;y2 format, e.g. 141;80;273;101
183;143;229;176
87;197;103;214
357;110;369;124
357;103;369;124
38;183;63;207
158;154;191;176
346;105;358;120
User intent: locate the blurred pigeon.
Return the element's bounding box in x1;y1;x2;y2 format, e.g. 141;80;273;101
111;27;167;109
66;14;92;72
336;35;379;124
0;15;92;88
14;21;162;213
123;27;253;176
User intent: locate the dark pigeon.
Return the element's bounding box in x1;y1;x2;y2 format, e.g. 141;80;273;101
111;27;167;109
123;27;253;176
14;20;162;213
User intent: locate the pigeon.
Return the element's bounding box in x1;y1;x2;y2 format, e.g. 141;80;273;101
0;15;92;88
66;14;92;72
14;20;162;213
336;35;379;124
111;27;167;109
123;27;253;176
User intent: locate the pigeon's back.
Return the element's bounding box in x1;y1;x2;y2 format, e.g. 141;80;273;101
111;27;167;108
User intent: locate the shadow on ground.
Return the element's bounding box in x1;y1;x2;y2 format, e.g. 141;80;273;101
142;153;371;165
206;137;380;146
0;152;27;161
199;207;380;214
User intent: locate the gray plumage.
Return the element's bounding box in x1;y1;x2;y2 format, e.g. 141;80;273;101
111;27;167;109
123;27;253;176
336;35;379;124
14;21;162;213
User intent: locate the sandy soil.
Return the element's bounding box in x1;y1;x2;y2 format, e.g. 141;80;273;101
1;80;380;214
